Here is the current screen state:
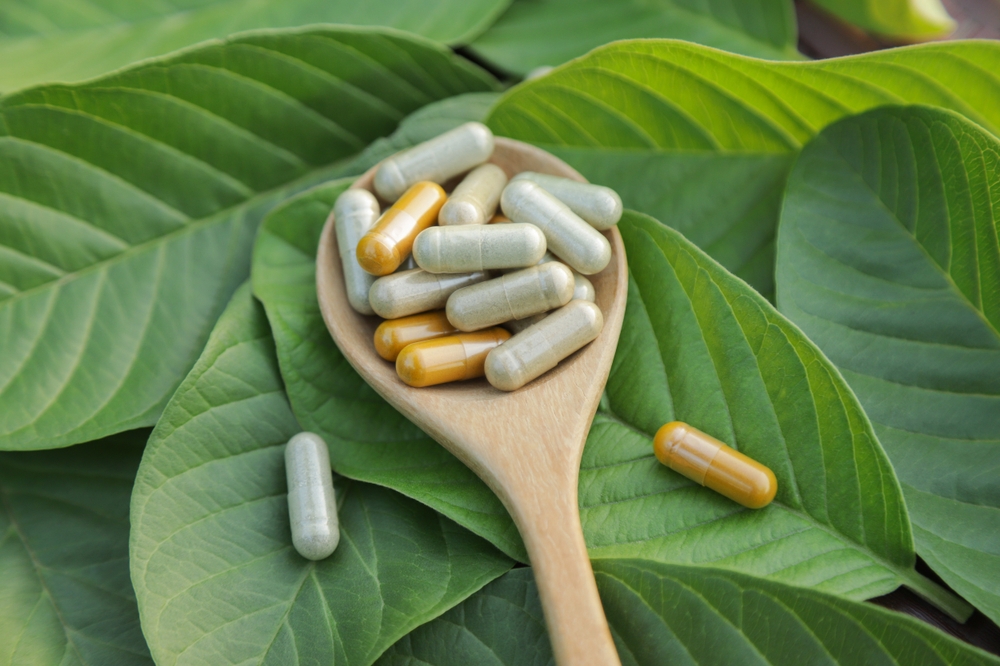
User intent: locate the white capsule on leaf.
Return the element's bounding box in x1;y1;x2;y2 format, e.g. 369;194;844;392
413;223;546;273
285;432;339;561
334;189;380;315
374;122;495;201
439;163;508;226
512;172;623;230
501;180;611;275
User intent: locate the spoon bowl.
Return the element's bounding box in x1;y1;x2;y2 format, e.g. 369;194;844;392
316;137;627;666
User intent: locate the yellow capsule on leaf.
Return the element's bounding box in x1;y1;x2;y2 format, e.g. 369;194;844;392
374;311;458;362
357;181;446;276
396;328;510;387
653;422;777;509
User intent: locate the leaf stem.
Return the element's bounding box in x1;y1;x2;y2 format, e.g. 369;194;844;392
901;569;974;622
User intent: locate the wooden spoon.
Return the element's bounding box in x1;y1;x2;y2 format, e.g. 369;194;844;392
316;138;627;666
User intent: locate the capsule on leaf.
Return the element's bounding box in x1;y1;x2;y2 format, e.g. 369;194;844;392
285;432;339;561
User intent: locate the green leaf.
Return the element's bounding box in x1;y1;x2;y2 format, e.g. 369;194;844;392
468;0;799;76
252;180;525;561
582;210;965;618
0;0;510;92
774;105;1000;624
130;283;511;666
379;563;1000;665
541;146;793;299
810;0;955;39
0;27;496;452
0;430;152;665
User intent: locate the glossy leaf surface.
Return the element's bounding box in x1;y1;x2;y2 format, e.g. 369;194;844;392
0;0;510;91
0;27;495;452
379;563;1000;665
130;284;511;666
469;0;799;76
775;105;1000;624
811;0;955;39
0;431;151;665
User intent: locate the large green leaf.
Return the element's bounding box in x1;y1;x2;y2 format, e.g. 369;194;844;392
130;283;511;666
379;563;1000;665
0;27;496;452
253;175;967;615
485;38;1000;298
775;105;1000;624
0;430;151;665
810;0;955;39
0;0;510;92
468;0;799;76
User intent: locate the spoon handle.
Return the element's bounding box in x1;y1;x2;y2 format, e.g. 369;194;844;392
513;479;621;665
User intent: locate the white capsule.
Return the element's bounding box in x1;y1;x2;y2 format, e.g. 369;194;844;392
439;163;508;226
512;172;623;230
501;180;611;275
374;122;495;201
447;263;574;332
502;273;594;334
414;223;546;273
334;189;380;315
486;300;604;391
285;432;339;561
370;268;488;319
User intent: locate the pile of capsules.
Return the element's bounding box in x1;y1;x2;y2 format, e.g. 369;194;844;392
333;121;622;391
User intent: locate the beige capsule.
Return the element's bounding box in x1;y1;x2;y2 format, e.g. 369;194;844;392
512;172;623;230
374;122;495;201
369;269;488;319
334;189;380;315
447;263;574;332
439;163;508;226
502;273;594;334
501;180;611;275
486;300;604;391
413;223;547;273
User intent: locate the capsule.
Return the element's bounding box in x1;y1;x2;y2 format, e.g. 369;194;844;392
501;180;611;275
512;172;623;230
374;310;458;361
285;432;339;561
486;300;603;391
653;422;777;510
489;214;511;224
413;223;547;273
333;189;381;314
374;122;495;201
369;268;488;319
502;273;595;334
357;181;446;276
396;328;510;387
439;163;508;226
447;263;574;332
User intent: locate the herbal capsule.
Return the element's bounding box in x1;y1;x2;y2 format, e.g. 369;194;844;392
374;310;458;361
396;328;510;387
439;163;508;226
333;189;380;314
501;180;611;275
285;432;339;561
486;300;604;391
502;273;595;334
447;263;574;332
653;422;777;510
369;268;488;319
374;122;495;201
357;181;446;276
513;172;623;230
413;223;547;273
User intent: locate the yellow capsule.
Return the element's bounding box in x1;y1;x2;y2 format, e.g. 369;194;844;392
374;311;458;362
438;163;508;226
653;422;777;509
356;182;446;276
374;122;495;201
369;268;488;320
397;328;510;388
